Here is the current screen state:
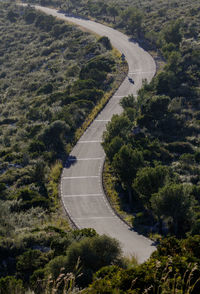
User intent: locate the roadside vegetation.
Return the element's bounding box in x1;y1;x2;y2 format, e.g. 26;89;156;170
25;0;200;49
0;2;126;292
87;235;200;293
22;1;200;237
1;0;200;293
102;9;200;238
0;2;123;212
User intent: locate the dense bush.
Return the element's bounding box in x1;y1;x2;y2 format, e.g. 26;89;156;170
87;236;200;293
46;234;122;287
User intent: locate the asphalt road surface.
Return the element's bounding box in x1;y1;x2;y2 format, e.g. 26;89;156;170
31;5;157;263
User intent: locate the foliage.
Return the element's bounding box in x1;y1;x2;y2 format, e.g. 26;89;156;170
0;3;124;292
133;165;172;209
1;0;200;292
0;2;117;211
87;235;200;293
103;160;134;225
100;0;200;237
151;184;195;236
32;0;200;52
46;234;122;287
0;276;25;294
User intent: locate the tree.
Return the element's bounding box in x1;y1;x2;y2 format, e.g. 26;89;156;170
151;184;195;235
103;136;124;162
141;95;170;121
0;276;24;294
155;71;179;97
98;36;112;50
133;165;170;210
17;250;49;282
72;0;80;14
39;120;70;152
24;11;36;24
166;51;182;73
103;114;131;145
121;8;143;37
65;0;72;13
162;20;182;46
112;145;144;204
0;183;7;200
7;10;18;22
107;5;119;23
46;235;121;287
120;94;137;110
138;95;171;131
99;1;108;16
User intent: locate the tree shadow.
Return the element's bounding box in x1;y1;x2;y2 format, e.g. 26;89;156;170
64;155;77;168
128;227;158;246
64;13;89;20
128;37;156;51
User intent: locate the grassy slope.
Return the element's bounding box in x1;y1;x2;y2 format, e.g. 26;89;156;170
0;3;124;204
0;3;128;289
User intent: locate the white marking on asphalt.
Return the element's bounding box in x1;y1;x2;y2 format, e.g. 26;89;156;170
63;176;99;179
129;71;155;74
74;216;116;220
95;119;110;122
63;194;103;197
112;94;137;98
68;157;103;161
78;140;102;143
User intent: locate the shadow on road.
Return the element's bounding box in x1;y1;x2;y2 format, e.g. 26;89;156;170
63;12;89;20
64;155;77;168
128;37;157;51
128;227;158;246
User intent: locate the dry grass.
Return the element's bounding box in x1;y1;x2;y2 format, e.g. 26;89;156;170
143;260;200;294
48;161;63;208
103;160;133;226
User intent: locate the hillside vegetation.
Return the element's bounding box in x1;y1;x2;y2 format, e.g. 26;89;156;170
25;0;200;47
0;3;126;292
87;235;200;293
102;2;200;237
1;0;200;293
0;3;120;210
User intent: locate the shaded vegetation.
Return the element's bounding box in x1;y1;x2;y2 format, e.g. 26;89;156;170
86;236;200;293
0;3;124;292
0;3;118;211
26;0;200;51
103;34;200;236
1;0;200;292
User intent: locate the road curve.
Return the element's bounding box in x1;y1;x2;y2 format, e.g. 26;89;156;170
33;5;156;263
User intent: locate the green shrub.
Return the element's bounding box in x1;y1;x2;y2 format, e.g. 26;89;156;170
0;276;25;294
166;142;194;154
98;36;112;50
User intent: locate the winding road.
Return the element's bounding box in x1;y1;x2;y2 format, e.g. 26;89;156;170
30;5;156;263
